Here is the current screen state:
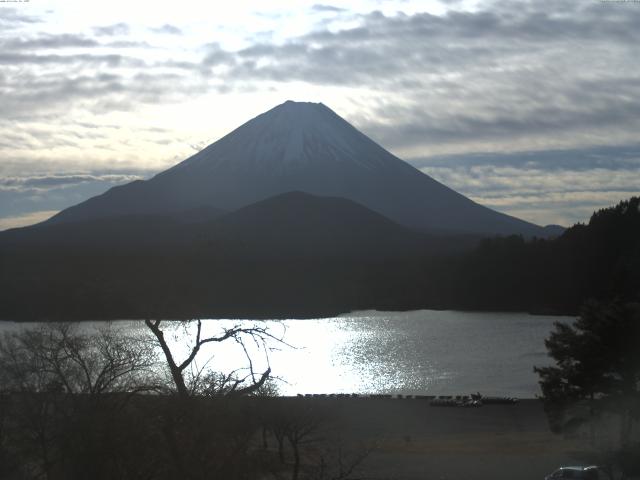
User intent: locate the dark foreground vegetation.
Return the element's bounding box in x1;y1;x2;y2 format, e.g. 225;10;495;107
1;312;637;480
0;196;637;321
0;393;368;480
0;322;370;480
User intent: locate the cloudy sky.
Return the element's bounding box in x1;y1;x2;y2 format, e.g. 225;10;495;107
1;0;639;230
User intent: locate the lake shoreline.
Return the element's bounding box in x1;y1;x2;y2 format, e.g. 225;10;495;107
0;305;576;323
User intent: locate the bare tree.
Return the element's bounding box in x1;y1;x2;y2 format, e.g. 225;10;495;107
262;399;327;479
262;398;374;480
309;443;373;480
286;409;323;480
0;322;159;479
141;319;289;479
144;318;282;397
0;323;158;397
0;391;19;479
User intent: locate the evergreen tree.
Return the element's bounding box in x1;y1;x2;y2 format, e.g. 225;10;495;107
535;300;640;451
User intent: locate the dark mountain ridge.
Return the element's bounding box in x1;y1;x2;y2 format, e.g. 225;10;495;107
204;191;475;260
0;196;636;320
0;206;226;249
0;191;475;257
0;191;476;321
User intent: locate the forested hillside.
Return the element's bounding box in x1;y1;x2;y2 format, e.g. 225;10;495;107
0;197;637;320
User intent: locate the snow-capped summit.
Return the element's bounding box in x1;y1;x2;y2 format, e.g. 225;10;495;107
167;100;392;175
49;100;545;236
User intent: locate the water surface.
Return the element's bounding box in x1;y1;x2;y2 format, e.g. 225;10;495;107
0;309;570;398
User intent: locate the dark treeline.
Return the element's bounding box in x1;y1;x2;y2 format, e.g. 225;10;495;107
0;197;638;321
447;196;640;313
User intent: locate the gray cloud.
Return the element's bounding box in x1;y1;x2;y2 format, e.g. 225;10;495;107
2;0;639;227
408;145;640;172
409;144;640;225
0;0;640;152
196;2;640;91
0;52;133;65
4;0;637;155
0;70;128;118
192;1;640;154
0;173;143;191
0;7;40;29
1;33;99;50
311;4;347;12
0;13;215;121
356;81;640;151
202;42;235;67
105;40;153;48
0;55;212;120
152;24;182;35
93;22;130;36
0;32;151;52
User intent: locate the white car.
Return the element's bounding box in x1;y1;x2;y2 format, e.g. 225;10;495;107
545;466;600;480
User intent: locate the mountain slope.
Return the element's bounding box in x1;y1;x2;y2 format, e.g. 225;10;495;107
203;191;474;260
0;192;469;258
0;206;225;249
48;101;546;236
0;192;474;320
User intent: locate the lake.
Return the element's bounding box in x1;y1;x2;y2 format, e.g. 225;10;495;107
0;309;570;398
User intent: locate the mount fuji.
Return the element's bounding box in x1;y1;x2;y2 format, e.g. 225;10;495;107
49;100;548;236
